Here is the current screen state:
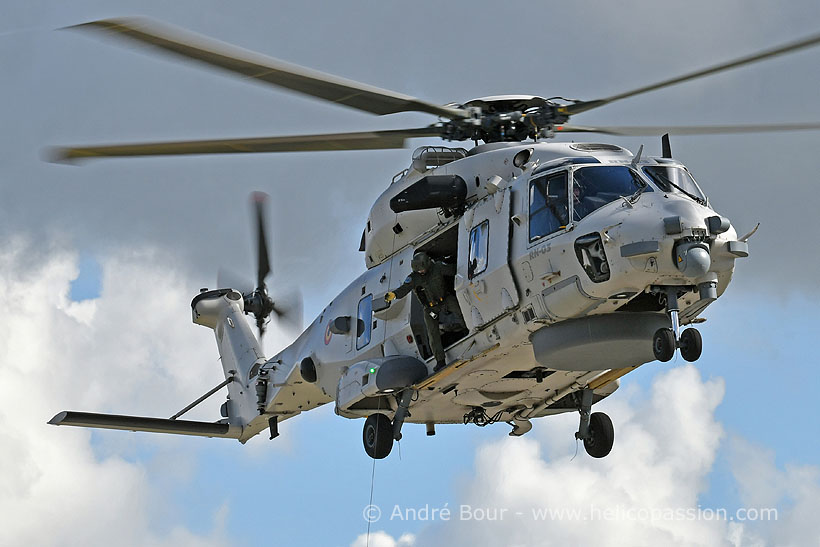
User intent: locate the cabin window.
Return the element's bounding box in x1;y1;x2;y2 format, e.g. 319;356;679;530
529;171;569;241
642;165;706;204
356;294;373;350
572;166;648;221
468;220;489;279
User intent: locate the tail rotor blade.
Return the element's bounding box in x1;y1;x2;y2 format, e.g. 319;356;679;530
214;191;303;341
252;192;272;289
272;288;303;333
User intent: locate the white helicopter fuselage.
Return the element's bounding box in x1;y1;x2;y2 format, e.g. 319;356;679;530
48;18;814;458
195;141;748;443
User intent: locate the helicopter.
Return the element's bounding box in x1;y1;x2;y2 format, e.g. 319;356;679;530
48;18;820;459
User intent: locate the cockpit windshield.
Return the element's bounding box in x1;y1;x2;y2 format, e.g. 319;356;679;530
572;166;648;221
642;166;706;204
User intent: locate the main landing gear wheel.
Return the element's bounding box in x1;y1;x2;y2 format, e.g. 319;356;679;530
679;328;703;362
363;414;393;459
574;388;615;458
583;412;614;459
653;328;676;362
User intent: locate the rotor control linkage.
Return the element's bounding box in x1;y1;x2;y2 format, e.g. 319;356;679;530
391;389;415;441
170;376;235;420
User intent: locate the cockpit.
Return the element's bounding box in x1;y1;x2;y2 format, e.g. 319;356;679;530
528;162;709;241
529;165;649;241
572;166;648;221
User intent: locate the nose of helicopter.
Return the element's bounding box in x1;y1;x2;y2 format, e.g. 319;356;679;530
611;193;738;283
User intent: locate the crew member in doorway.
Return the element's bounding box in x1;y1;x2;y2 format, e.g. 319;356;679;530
385;251;465;372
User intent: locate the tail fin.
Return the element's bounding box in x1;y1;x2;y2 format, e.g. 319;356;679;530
192;289;267;430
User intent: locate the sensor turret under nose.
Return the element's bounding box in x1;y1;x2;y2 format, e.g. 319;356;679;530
674;241;711;278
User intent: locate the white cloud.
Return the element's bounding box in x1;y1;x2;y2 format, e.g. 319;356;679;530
350;531;416;547
430;366;726;546
355;365;819;547
727;437;820;546
0;238;233;546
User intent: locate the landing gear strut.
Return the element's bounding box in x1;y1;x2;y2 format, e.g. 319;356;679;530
574;388;614;458
652;287;703;363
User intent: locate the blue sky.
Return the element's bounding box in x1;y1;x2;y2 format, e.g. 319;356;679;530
2;1;820;545
69;254;102;301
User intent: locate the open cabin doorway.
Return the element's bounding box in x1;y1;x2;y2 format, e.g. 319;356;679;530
408;224;470;360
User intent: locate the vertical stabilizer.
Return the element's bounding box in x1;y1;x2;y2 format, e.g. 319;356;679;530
191;289;266;428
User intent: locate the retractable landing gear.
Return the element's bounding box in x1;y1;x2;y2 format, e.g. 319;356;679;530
679;328;702;361
362;389;415;459
574;388;614;458
652;287;703;363
363;414;393;459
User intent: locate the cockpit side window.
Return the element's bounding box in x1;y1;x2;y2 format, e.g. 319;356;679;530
529;171;568;241
356;294;372;350
572;166;648;221
642;166;706;203
468;220;489;279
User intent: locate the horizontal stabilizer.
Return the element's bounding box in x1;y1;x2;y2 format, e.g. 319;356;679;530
49;411;240;439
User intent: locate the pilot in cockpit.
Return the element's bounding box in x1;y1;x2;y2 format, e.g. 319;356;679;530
572;181;593;221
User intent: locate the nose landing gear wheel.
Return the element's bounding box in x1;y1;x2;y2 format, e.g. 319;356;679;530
583;412;614;458
679;328;702;362
363;413;393;459
653;328;676;362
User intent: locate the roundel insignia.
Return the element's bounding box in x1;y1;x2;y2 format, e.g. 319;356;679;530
324;322;332;345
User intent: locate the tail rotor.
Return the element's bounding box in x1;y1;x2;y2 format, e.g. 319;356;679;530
219;192;303;338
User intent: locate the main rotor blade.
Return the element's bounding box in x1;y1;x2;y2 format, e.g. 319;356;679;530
70;18;469;120
49;127;443;162
252;192;271;289
563;32;820;116
555;122;820;136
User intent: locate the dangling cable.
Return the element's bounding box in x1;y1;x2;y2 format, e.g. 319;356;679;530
365;398;382;547
366;452;377;547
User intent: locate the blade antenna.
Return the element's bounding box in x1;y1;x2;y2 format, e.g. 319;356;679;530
662;134;672;158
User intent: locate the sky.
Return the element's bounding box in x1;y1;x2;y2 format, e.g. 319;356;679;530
2;1;820;546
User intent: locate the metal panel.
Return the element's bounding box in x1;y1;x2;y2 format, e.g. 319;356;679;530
457;189;520;329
